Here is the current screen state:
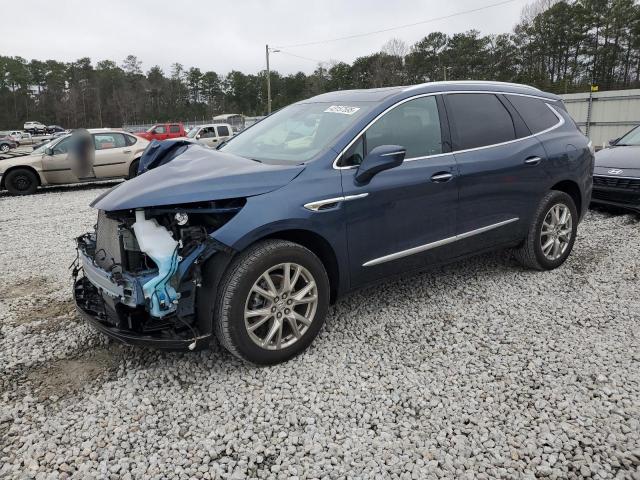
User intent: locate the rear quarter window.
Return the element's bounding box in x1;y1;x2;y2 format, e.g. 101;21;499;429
506;95;560;134
445;93;516;150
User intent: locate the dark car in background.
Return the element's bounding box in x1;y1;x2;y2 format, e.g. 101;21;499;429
46;125;66;134
73;81;593;365
0;136;19;153
592;125;640;213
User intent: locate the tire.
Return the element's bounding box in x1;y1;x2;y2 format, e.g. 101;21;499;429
214;239;330;365
0;144;9;153
4;168;39;195
514;190;578;270
128;159;140;179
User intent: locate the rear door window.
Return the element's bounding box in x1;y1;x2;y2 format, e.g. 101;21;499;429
506;95;560;134
94;133;127;150
216;125;230;137
445;93;516;150
169;125;181;134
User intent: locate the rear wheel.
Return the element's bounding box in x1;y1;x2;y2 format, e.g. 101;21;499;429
4;168;39;195
514;190;578;270
214;240;330;364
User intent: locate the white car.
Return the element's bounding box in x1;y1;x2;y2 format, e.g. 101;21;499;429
23;121;47;134
185;123;234;148
0;129;149;195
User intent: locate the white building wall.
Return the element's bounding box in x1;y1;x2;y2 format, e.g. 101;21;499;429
560;89;640;147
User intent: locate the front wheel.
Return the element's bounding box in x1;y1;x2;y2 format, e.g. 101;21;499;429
0;144;10;153
514;190;578;270
214;240;330;364
4;168;39;195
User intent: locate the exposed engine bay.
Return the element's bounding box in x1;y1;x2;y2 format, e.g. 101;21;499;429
73;198;244;350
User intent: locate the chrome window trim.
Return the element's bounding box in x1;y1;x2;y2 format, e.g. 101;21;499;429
332;91;564;170
362;217;519;267
304;193;369;211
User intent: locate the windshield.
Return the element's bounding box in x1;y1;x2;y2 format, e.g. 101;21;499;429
616;126;640;146
220;102;372;164
187;127;200;138
33;135;67;154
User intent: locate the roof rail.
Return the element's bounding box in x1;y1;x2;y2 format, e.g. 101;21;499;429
403;80;542;92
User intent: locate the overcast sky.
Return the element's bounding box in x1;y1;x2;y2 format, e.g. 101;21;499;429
3;0;527;75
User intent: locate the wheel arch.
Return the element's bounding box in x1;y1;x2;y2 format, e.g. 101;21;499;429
0;165;43;190
550;179;582;216
257;229;341;304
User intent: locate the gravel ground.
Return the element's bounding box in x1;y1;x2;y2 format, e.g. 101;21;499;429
0;184;639;480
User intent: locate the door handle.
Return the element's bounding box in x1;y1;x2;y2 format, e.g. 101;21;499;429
430;172;454;183
123;150;131;153
525;156;542;165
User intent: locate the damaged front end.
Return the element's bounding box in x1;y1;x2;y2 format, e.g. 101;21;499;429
72;199;242;350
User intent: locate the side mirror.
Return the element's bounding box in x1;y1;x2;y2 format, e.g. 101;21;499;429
355;145;406;185
44;147;53;156
196;134;201;140
609;137;620;146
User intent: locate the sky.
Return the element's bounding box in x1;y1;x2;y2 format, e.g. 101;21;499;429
2;0;528;75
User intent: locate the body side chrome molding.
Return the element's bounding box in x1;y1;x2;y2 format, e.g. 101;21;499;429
362;217;519;267
333;92;565;170
304;193;369;211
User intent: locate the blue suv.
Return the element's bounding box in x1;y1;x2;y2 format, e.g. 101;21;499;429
74;81;593;364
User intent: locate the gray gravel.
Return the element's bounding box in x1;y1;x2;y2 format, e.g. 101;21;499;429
0;184;639;480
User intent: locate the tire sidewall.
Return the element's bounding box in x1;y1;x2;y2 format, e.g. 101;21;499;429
532;191;578;269
219;244;329;364
128;159;139;179
6;169;38;195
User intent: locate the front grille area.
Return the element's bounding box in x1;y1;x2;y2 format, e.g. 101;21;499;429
593;175;640;191
95;210;123;271
592;189;640;205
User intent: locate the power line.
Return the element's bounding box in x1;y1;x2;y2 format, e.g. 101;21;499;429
274;0;524;49
276;50;323;64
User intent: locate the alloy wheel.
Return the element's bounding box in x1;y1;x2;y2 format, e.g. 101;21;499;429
244;262;318;350
540;203;573;261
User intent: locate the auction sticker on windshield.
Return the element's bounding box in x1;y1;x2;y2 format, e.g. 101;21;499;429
324;105;361;115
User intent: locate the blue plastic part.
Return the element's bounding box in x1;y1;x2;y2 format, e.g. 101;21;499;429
142;250;179;318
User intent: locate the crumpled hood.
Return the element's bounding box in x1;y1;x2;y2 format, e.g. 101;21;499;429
91;145;304;211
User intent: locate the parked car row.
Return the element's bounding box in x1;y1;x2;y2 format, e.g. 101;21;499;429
0;129;148;194
23;121;66;135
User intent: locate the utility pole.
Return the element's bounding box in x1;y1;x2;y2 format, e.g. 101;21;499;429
266;44;271;114
266;44;280;114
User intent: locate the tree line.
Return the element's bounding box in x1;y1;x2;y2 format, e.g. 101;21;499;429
1;0;639;130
